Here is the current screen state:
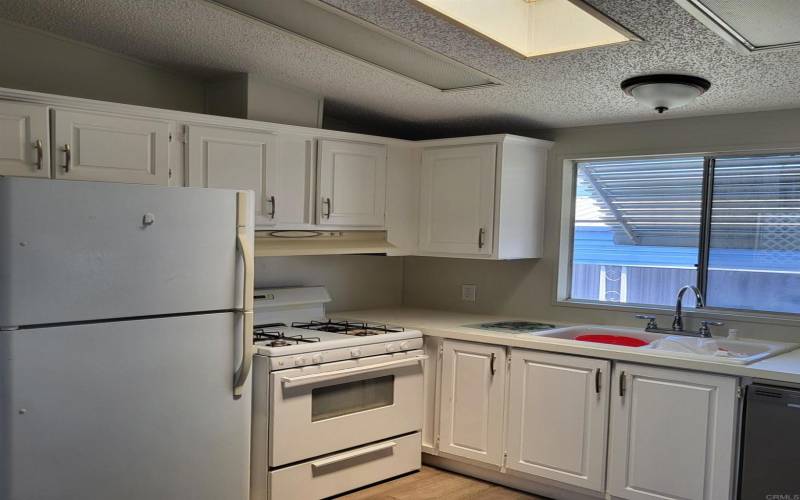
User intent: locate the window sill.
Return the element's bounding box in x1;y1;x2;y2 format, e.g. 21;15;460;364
554;298;800;328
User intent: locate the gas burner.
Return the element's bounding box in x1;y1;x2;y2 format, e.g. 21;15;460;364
253;325;321;346
292;320;404;336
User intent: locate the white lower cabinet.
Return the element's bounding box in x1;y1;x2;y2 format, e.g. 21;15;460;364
607;363;737;500
425;339;740;500
438;339;506;466
505;349;610;492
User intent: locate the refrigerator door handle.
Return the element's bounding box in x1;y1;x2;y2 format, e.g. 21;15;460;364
233;191;254;398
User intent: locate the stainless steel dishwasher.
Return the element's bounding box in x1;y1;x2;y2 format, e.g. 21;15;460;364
739;384;800;499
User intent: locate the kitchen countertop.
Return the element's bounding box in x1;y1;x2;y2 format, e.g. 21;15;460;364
335;307;800;385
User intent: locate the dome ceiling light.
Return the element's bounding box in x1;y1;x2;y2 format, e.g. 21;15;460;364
621;74;711;113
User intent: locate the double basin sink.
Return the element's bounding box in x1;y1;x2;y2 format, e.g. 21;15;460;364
535;326;797;365
470;322;796;365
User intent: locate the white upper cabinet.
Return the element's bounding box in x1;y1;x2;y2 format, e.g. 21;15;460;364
438;339;506;466
52;109;170;185
419;144;496;256
0;101;49;178
186;124;275;227
317;139;387;227
607;363;737;500
416;135;551;259
272;133;315;226
505;349;610;492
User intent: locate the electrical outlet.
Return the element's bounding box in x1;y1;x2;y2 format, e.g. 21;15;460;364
461;284;477;302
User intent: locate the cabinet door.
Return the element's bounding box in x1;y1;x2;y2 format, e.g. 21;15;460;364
317;140;387;227
419;144;496;256
607;363;737;500
421;336;441;454
52;109;169;185
506;350;609;492
186;124;275;227
438;339;506;465
0;101;49;178
272;133;314;226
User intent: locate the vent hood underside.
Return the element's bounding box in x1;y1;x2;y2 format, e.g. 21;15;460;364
254;231;395;257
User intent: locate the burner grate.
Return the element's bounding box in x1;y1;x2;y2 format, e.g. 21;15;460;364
291;320;404;336
253;325;321;346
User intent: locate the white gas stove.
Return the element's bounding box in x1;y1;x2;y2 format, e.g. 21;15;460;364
250;287;424;500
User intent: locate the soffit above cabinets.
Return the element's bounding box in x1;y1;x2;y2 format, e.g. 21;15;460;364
210;0;502;92
412;0;639;58
676;0;800;53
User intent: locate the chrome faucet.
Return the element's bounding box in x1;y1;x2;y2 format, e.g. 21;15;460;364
673;285;705;332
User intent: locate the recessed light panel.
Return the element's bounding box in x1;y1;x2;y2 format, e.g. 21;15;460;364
676;0;800;52
211;0;502;92
413;0;639;58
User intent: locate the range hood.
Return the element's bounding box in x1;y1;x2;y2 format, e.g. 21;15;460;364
254;230;395;257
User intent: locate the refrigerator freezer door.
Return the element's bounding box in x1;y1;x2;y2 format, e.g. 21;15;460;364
0;177;248;327
0;313;251;500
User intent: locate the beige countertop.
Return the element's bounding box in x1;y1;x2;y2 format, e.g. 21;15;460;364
334;307;800;385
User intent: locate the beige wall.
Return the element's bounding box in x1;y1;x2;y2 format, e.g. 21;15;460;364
403;108;800;341
0;20;204;112
255;255;404;312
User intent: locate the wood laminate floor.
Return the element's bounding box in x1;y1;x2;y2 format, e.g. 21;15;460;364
337;466;546;499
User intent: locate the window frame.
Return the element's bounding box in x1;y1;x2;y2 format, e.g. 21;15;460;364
556;151;800;325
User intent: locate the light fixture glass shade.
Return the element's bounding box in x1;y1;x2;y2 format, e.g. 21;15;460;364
621;75;711;113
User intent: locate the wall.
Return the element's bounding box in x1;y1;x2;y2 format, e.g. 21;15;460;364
0;20;204;112
255;255;404;312
403;107;800;341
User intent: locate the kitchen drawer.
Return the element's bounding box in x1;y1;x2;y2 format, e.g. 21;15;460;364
269;432;421;500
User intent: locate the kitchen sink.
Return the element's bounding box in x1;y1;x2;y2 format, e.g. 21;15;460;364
535;326;797;365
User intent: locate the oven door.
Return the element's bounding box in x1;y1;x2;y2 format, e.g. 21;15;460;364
269;350;425;467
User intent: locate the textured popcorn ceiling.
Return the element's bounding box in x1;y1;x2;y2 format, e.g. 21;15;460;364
2;0;800;137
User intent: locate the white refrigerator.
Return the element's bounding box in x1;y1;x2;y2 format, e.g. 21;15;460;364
0;177;254;500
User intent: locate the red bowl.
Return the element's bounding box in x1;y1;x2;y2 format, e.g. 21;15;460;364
575;334;650;347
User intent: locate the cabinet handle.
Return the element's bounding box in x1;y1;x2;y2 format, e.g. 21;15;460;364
268;195;276;218
33;140;43;170
595;369;601;394
62;144;71;173
619;371;626;398
490;352;496;375
322;197;331;219
478;227;485;249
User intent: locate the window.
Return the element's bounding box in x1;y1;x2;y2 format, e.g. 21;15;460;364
567;153;800;315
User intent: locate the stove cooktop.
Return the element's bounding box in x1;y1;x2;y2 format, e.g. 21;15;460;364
252;320;420;356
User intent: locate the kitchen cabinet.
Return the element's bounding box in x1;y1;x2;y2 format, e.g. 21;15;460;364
607;363;737;500
421;337;441;454
0;101;49;178
416;135;551;259
317;139;387;227
505;350;610;492
185;124;275;226
438;339;506;466
419;144;496;256
272;133;315;226
52;108;170;185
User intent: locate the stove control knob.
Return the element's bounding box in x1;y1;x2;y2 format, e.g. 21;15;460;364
399;341;411;350
312;354;323;364
386;343;396;352
350;348;361;358
294;357;306;366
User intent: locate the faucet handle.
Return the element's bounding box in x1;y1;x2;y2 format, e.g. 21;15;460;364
635;314;658;330
699;320;724;337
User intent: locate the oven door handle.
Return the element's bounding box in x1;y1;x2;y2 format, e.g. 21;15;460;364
280;355;428;389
